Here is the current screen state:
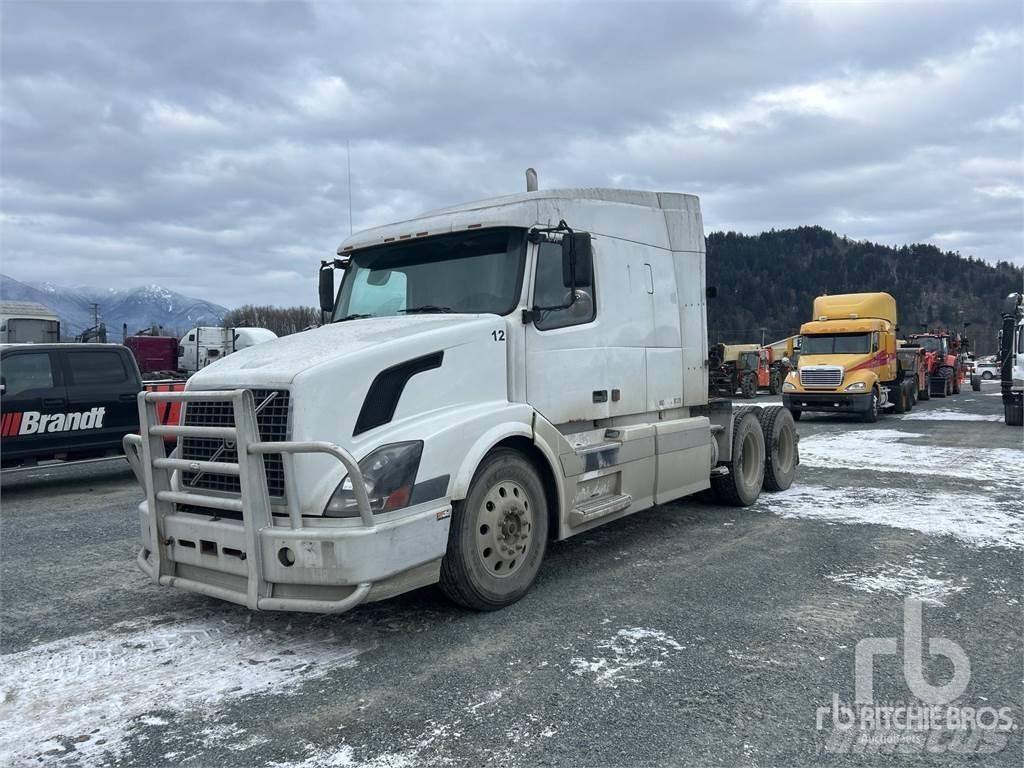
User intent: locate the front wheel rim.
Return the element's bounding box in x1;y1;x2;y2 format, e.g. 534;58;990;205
476;480;534;577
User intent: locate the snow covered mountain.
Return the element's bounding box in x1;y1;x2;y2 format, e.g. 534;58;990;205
0;274;228;337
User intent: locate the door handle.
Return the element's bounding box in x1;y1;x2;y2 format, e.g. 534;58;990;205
42;397;66;408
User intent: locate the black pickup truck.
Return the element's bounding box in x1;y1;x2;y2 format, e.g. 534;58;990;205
1;343;144;468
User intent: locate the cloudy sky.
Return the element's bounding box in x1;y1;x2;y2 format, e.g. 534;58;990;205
2;0;1022;308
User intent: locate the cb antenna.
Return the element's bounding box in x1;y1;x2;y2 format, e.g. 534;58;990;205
347;139;353;235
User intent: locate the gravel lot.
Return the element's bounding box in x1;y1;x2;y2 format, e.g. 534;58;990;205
2;381;1021;767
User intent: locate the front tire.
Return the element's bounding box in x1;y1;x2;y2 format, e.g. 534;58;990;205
983;371;993;380
440;449;549;611
862;389;879;423
741;373;757;399
768;370;782;395
1006;403;1024;427
711;409;765;506
971;375;981;392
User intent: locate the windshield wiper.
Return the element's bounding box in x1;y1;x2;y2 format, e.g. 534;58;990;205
399;305;453;314
337;313;374;322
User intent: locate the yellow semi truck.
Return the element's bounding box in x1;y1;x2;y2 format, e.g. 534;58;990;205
782;292;908;422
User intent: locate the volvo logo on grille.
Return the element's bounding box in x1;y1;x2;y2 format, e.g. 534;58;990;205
189;462;200;471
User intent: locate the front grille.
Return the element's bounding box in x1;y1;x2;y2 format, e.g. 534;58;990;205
800;366;844;389
180;389;290;498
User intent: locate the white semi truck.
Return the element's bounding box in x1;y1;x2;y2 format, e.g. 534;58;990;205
125;186;798;614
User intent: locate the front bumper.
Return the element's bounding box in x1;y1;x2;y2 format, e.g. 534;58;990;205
783;392;872;413
125;387;451;615
135;499;451;613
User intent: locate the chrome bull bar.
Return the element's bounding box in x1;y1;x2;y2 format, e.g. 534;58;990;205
124;388;374;613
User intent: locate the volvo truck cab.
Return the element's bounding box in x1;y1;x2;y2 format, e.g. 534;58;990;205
126;187;799;615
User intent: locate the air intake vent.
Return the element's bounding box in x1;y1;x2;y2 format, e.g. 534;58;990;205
180;389;290;497
800;366;844;389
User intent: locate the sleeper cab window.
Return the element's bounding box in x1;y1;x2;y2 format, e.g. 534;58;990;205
533;241;595;331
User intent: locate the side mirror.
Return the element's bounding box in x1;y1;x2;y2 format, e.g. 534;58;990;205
561;232;593;288
318;262;335;313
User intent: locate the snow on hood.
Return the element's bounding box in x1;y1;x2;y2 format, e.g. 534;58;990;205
188;314;494;388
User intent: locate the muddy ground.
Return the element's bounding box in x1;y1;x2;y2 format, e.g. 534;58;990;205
1;381;1021;767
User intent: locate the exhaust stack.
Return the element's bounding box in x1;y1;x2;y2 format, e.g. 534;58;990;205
525;168;538;192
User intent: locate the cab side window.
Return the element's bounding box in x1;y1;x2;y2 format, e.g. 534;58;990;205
533;242;595;331
2;353;54;397
66;352;130;385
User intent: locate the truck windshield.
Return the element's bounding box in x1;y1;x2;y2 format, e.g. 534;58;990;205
802;333;871;355
333;228;526;320
911;337;941;353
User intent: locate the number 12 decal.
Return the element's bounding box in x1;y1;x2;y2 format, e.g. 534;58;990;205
491;330;505;342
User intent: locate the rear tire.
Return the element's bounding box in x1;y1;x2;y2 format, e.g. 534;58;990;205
892;385;906;414
768;370;782;396
440;449;548;611
758;406;798;492
711;410;765;506
971;375;981;392
741;373;757;399
982;371;993;380
1006;403;1024;427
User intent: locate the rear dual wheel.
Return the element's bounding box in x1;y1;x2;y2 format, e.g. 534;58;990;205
758;406;798;492
712;409;765;506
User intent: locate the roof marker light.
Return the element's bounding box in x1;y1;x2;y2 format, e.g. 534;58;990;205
467;223;482;229
416;231;428;237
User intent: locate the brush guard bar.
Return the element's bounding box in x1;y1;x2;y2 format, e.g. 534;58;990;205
124;388;374;613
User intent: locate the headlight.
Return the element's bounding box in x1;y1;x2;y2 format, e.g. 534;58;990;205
845;381;866;392
783;382;797;392
324;441;423;517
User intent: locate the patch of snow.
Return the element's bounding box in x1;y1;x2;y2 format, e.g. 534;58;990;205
760;484;1023;549
826;561;967;605
899;408;1002;422
0;613;370;766
570;627;684;688
798;428;1022;485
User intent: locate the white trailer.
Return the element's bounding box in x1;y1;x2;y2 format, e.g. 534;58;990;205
0;302;60;344
126;186;798;614
177;326;277;373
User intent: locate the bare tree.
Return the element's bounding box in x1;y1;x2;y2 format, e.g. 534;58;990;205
223;305;319;337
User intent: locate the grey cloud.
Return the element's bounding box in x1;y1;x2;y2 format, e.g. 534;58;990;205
2;0;1022;309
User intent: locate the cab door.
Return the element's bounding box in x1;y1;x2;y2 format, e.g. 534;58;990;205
0;349;68;461
524;239;606;425
61;348;142;453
